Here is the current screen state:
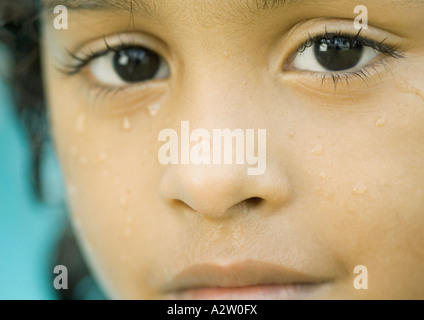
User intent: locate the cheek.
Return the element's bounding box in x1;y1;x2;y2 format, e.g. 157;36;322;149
47;87;175;296
300;91;424;282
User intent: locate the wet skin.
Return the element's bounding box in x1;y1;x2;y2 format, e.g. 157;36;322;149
41;0;424;299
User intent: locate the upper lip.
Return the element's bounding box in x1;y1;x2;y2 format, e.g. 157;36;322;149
163;260;331;293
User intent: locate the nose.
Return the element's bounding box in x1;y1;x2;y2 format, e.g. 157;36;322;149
158;54;293;219
160;161;292;219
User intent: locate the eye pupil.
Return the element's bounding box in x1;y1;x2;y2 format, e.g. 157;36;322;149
113;47;160;83
314;37;363;71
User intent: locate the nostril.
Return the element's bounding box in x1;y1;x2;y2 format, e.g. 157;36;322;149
170;199;193;211
230;197;263;214
169;197;264;216
244;197;263;207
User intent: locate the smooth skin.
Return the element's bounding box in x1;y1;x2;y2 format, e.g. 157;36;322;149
41;0;424;299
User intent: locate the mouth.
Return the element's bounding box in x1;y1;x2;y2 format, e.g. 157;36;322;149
163;260;332;300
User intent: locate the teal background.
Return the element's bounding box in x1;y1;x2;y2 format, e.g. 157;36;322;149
0;47;65;300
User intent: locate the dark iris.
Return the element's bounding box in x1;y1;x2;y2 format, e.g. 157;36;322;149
314;37;364;71
113;47;161;83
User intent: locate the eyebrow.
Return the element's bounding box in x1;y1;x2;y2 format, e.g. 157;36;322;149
43;0;294;14
42;0;424;20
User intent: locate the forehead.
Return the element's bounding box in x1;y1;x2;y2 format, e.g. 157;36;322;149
40;0;424;21
42;0;290;11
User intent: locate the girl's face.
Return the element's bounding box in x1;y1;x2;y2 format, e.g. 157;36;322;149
42;0;424;299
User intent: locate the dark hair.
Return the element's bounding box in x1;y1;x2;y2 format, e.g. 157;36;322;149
0;0;46;199
0;0;105;300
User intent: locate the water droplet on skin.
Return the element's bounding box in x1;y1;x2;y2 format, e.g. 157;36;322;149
397;80;424;103
119;195;128;208
124;228;132;238
70;146;78;156
97;152;108;163
148;103;161;117
353;182;368;195
320;171;327;179
223;51;229;58
376;117;387;128
75;113;86;133
78;156;88;165
288;130;296;138
122;117;132;131
311;144;324;156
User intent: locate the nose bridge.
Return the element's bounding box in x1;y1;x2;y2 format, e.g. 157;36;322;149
176;44;253;121
157;48;291;219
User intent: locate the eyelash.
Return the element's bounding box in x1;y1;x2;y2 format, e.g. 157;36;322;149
59;38;154;101
61;38;136;76
291;29;405;88
60;30;406;93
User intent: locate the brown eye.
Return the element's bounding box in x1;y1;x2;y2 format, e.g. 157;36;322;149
113;47;161;83
89;46;170;86
290;35;377;73
314;38;364;71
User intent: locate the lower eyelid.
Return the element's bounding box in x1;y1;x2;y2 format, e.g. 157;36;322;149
71;75;169;116
286;58;394;94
